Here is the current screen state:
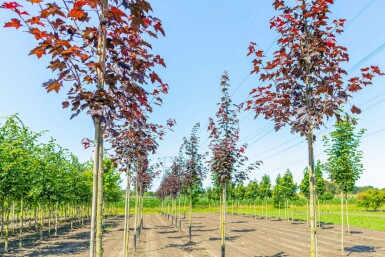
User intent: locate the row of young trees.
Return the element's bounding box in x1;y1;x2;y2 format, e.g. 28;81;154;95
2;0;383;257
0;114;122;252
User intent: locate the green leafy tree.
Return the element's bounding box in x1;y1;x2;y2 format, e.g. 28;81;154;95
300;161;326;199
245;180;259;199
323;116;365;253
273;170;297;208
357;189;385;211
258;174;272;200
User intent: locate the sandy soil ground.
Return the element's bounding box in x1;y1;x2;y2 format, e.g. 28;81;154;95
1;213;385;257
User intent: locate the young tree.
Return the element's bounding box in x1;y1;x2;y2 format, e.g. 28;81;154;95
182;123;206;242
323;116;365;254
259;174;272;207
299;160;326;199
208;72;261;257
1;1;167;255
245;180;259;200
273;170;297;210
246;1;383;255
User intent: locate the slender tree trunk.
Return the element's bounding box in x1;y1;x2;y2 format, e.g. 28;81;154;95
55;201;59;236
221;183;226;257
306;199;309;228
139;186;144;240
11;201;15;234
95;126;104;257
34;204;37;232
48;201;51;237
89;119;100;257
124;169;131;257
19;195;24;247
1;198;4;236
307;133;318;257
40;202;43;240
318;199;321;228
345;196;350;234
92;0;108;250
188;188;193;243
341;191;344;255
178;195;181;231
5;192;10;252
133;172;139;252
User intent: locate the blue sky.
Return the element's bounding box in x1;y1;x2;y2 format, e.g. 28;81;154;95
1;0;385;190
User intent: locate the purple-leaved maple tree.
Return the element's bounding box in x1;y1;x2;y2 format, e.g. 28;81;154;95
246;0;383;256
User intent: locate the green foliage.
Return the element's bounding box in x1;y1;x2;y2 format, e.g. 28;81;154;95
259;174;272;199
0;114;122;211
245;180;259;199
357;189;385;211
299;160;326;199
272;170;298;207
323;116;365;193
234;183;246;200
322;192;334;200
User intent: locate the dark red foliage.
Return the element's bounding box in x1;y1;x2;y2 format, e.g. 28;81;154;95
208;72;261;185
246;0;384;136
1;0;168;129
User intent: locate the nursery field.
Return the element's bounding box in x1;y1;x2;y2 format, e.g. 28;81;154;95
2;213;385;257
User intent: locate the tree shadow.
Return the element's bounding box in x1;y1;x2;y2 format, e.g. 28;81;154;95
345;245;375;253
166;241;200;252
231;229;256;233
209;236;239;241
230;220;248;224
255;252;288;257
195;228;217;232
158;230;178;234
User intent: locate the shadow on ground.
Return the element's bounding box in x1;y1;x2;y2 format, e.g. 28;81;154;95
255;252;288;257
345;245;375;253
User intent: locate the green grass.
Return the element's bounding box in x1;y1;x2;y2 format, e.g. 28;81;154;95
108;201;385;231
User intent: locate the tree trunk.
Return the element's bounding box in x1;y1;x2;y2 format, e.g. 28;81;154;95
1;198;4;236
4;192;10;252
139;186;144;240
89;119;101;257
220;183;227;257
178;195;181;231
306;199;309;228
188;189;193;243
124;168;131;257
341;191;344;255
95;124;104;257
133;172;139;252
19;195;24;247
40;202;43;240
318;199;321;228
11;201;15;234
307;133;318;257
55;201;59;236
345;196;350;234
48;201;51;237
91;0;108;250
